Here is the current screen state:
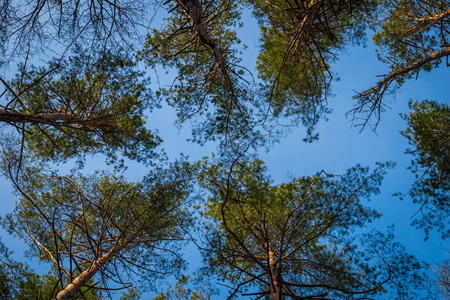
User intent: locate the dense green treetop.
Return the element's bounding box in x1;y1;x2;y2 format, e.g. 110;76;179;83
197;159;424;299
152;274;211;300
373;0;449;73
400;100;449;239
139;1;257;149
2;48;160;166
0;237;45;299
249;0;376;141
1;154;195;298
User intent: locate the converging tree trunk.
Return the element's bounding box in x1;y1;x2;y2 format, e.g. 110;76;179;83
268;250;283;300
55;245;124;300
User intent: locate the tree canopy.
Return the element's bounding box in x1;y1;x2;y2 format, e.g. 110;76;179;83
0;0;448;299
197;159;423;299
400;100;449;239
352;0;450;127
1;0;448;147
1;47;160;166
1;152;195;298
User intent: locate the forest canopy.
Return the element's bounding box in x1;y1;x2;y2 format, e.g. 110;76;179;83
0;0;448;299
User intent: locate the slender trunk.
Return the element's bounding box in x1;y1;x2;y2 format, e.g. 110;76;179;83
268;250;283;300
177;0;232;88
54;245;123;300
0;109;98;126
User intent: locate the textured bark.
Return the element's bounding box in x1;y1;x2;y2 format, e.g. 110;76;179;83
175;0;241;135
409;8;450;23
268;250;283;300
292;0;326;49
176;0;231;87
0;109;100;126
54;245;124;300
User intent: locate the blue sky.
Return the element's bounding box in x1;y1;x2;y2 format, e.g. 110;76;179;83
0;6;449;299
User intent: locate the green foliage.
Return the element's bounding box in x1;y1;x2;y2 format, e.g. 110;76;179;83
1;155;195;293
197;159;423;299
1;0;447;146
139;1;258;149
372;0;449;76
0;238;42;299
249;0;377;141
120;287;143;300
0;1;446;298
9;47;160;166
0;238;100;299
152;275;211;300
138;0;379;146
352;0;450;127
401;100;450;238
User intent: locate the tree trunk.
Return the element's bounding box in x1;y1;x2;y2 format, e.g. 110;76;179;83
0;109;99;126
268;250;283;300
177;0;232;88
54;245;123;300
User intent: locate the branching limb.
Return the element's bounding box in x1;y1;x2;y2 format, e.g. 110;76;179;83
350;47;450;129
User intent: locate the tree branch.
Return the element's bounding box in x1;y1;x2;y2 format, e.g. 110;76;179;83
0;109;106;127
351;47;450;128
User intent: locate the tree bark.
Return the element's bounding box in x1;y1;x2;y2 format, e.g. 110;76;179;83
409;8;450;23
54;244;124;300
176;0;231;87
0;109;99;127
268;250;283;300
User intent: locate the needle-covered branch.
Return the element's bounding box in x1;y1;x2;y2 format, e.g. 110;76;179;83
400;100;450;239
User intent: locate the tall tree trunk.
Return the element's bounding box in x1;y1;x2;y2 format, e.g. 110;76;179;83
0;109;100;127
54;245;123;300
268;250;283;300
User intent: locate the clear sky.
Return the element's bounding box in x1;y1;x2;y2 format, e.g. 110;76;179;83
0;6;449;299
